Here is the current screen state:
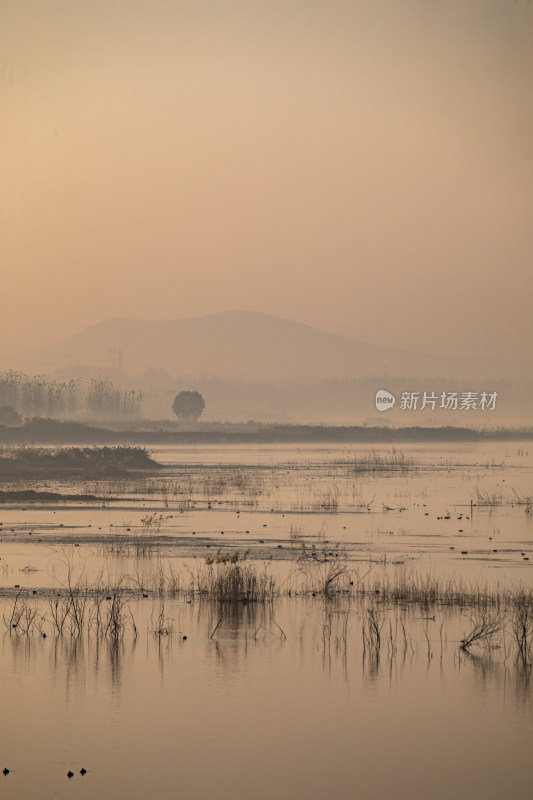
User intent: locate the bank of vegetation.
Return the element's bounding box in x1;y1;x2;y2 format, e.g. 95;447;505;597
0;446;160;478
1;417;532;445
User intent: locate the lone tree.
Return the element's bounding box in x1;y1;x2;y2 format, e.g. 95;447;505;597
172;390;205;421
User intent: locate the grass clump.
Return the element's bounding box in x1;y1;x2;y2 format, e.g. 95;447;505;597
192;554;276;603
339;449;414;473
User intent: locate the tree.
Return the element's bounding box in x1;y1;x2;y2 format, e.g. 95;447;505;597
172;390;205;421
0;405;22;425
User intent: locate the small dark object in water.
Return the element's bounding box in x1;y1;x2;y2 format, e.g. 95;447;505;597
80;768;87;775
3;768;9;776
67;771;74;778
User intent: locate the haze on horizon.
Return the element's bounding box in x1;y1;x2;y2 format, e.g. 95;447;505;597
2;0;532;364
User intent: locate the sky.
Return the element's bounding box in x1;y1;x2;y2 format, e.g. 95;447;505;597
2;0;532;363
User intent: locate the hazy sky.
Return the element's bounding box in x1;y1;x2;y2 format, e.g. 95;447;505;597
2;0;532;362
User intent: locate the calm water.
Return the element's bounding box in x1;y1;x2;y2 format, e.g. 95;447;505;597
1;443;532;799
1;599;532;800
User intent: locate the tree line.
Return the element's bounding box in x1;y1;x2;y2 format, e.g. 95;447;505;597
0;371;142;421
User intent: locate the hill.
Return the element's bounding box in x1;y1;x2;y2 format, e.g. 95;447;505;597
10;310;518;381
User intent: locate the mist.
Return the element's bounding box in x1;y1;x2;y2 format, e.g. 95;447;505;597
2;0;532;370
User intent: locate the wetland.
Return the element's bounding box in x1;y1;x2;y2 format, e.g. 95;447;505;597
1;442;532;799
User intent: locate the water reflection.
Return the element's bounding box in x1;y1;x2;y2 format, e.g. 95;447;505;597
3;628;135;699
1;595;532;800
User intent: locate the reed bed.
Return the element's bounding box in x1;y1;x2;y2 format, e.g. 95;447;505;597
358;569;523;610
335;449;415;472
2;556;532;663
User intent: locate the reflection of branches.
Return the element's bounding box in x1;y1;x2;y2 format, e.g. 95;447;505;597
150;603;174;638
511;596;533;667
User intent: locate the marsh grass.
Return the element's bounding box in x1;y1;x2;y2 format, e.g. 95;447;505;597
98;512;169;558
359;568;520;610
337;449;414;473
206;559;276;603
289;522;304;540
4;578;135;640
473;487;504;507
512;488;533;506
3;548;532;661
150;603;174;637
297;546;354;596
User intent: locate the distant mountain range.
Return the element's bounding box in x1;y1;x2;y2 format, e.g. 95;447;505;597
7;310;524;381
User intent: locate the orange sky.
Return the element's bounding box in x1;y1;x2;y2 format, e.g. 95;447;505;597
2;0;532;363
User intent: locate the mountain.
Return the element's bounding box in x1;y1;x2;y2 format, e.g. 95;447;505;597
7;310;522;381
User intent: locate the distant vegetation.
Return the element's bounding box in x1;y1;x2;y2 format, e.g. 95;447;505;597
0;371;142;421
0;405;21;425
0;418;532;445
0;446;160;477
